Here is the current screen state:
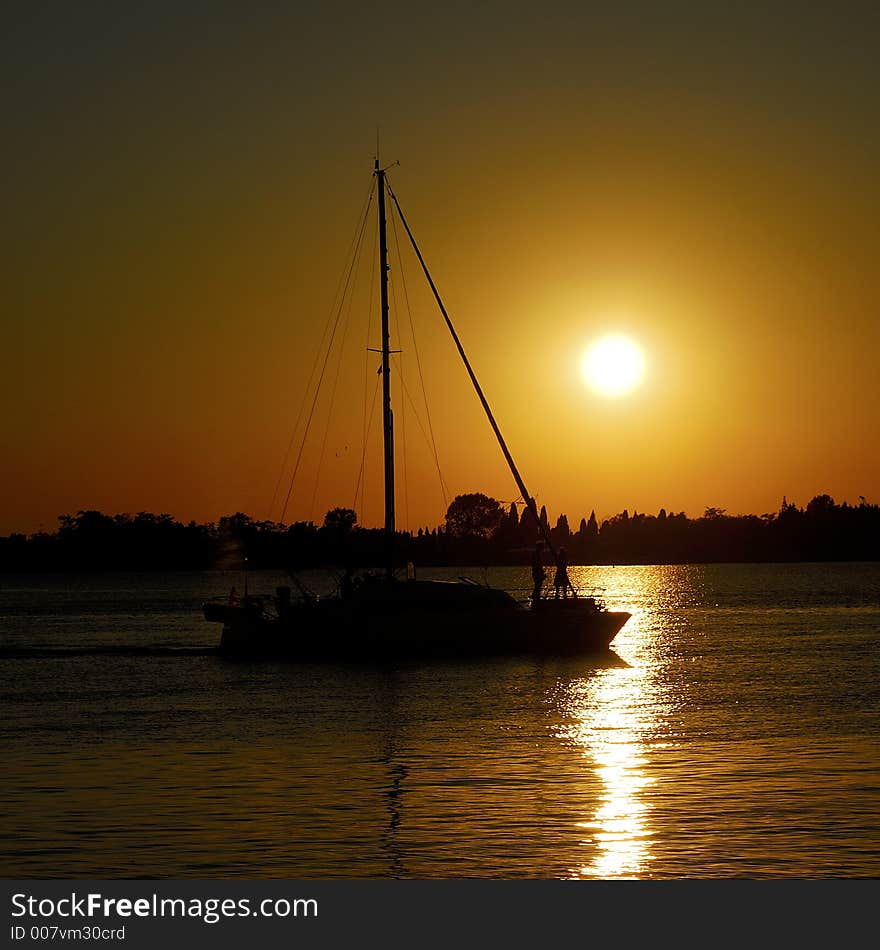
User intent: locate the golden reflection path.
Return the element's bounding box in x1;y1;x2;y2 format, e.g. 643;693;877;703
557;567;666;879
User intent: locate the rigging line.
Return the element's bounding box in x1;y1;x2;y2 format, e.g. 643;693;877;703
269;179;376;522
388;195;449;510
385;176;574;591
391;361;451;507
267;305;337;523
352;371;382;515
270;184;375;523
389;269;410;532
308;186;373;521
280;181;376;525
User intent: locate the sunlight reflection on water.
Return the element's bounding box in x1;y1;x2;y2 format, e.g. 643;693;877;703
557;667;654;877
556;566;673;878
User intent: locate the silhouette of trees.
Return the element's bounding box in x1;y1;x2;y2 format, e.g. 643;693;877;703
323;507;358;533
551;514;570;548
444;493;502;540
1;493;878;571
442;493;503;563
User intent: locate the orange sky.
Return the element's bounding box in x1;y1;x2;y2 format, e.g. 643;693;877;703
3;3;878;535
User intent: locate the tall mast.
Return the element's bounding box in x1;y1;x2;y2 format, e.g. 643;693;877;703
375;160;395;579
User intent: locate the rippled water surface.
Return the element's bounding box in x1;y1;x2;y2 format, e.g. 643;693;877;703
2;563;878;878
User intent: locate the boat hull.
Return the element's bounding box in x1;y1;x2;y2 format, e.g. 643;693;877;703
210;595;630;660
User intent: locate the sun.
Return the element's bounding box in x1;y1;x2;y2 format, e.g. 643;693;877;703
581;335;646;397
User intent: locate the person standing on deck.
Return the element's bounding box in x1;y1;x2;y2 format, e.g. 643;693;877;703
531;542;547;606
554;547;570;599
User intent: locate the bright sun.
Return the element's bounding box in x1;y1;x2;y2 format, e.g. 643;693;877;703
581;334;646;397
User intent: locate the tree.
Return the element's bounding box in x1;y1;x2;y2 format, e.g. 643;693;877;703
444;493;502;540
218;512;254;538
552;513;570;546
323;507;358;533
806;494;834;516
539;505;550;531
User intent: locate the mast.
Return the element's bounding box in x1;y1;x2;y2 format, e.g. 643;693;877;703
375;160;395;579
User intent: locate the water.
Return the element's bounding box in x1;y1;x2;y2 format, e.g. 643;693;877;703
2;563;878;878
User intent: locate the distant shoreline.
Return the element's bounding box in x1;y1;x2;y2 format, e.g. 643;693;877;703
2;558;880;576
1;493;877;572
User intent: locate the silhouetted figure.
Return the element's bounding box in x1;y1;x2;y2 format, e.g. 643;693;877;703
554;547;570;599
531;542;547;605
229;586;239;606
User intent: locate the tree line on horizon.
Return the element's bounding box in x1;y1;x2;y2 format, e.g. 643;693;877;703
0;493;877;572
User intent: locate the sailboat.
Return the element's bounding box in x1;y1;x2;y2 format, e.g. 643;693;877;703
203;161;630;658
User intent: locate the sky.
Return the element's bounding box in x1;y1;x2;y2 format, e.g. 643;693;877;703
2;2;878;535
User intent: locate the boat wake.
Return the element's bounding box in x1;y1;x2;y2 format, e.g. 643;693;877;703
0;646;219;659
